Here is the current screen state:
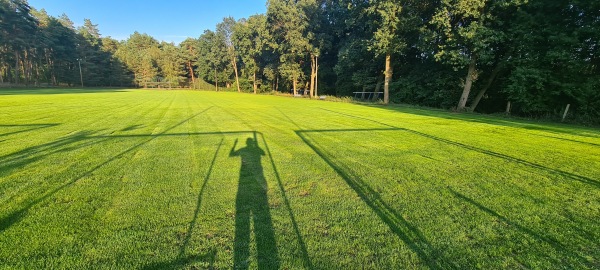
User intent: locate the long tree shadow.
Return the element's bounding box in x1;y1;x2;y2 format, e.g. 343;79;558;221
295;129;451;269
0;107;214;232
289;109;596;268
448;188;594;268
0;135;115;232
318;108;600;188
289;104;600;267
296;126;597;268
0;123;59;138
403;129;600;188
533;134;600;147
0;131;106;178
359;105;600;138
278;106;444;267
230;137;280;269
121;124;145;132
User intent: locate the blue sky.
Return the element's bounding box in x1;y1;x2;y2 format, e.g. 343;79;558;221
28;0;267;44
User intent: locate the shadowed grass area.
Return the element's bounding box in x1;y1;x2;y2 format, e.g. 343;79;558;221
0;89;598;269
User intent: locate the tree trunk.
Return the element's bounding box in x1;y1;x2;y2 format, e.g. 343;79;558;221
28;57;34;86
23;50;29;85
7;65;12;84
51;59;57;85
35;61;40;86
27;52;33;85
457;58;477;111
374;74;383;101
188;61;195;84
469;64;501;112
315;56;318;97
47;52;56;85
215;68;218;91
383;53;392;104
232;57;240;92
14;51;20;84
562;104;570;122
293;77;297;96
305;81;309;95
310;55;316;98
253;71;257;94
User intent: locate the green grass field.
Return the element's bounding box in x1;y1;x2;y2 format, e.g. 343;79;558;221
0;89;599;269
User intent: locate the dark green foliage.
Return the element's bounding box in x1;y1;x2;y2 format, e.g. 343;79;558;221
392;60;462;109
495;0;600;122
0;3;187;88
1;0;598;123
196;30;230;89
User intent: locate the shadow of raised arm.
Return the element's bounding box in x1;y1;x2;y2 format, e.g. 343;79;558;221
229;138;239;157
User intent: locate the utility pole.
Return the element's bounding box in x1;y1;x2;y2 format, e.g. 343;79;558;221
77;58;83;87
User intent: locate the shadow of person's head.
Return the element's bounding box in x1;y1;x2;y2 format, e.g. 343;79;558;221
246;138;257;147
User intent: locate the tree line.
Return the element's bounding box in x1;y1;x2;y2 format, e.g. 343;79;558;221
1;0;598;123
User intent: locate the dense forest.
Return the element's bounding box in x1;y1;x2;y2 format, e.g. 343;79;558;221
1;0;599;123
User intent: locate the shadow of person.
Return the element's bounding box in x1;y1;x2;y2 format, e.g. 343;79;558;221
230;138;280;269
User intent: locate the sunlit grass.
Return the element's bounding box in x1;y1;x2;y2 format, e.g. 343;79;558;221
0;89;598;269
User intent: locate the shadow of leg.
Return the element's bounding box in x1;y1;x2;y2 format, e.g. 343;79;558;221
254;188;280;269
234;197;251;269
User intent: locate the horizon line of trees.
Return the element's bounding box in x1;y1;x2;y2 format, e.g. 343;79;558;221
1;0;598;123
